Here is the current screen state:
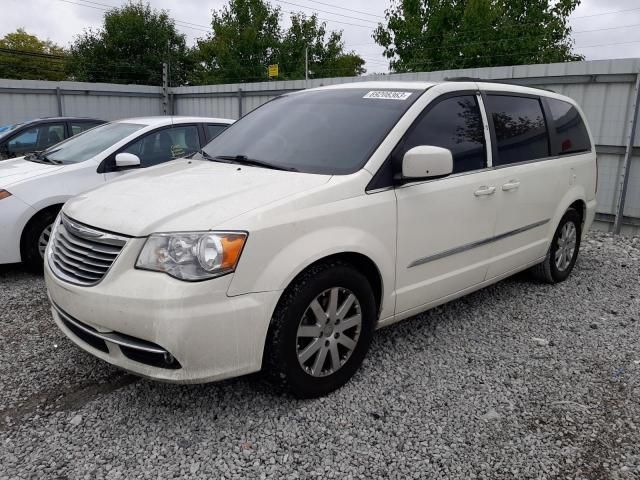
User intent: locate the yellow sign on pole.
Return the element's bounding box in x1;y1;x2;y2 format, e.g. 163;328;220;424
268;64;279;78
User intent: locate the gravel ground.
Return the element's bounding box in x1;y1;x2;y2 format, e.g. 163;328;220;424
1;231;639;479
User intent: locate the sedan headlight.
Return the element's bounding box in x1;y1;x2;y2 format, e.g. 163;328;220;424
136;231;247;281
0;189;12;200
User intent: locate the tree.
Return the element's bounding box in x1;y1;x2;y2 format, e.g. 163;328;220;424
191;0;365;84
190;0;282;84
279;13;365;80
0;29;67;81
67;1;191;85
373;0;583;73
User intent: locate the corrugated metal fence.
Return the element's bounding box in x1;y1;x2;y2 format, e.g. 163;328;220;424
1;59;639;231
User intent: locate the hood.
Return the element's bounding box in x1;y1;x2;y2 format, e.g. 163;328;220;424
64;159;331;236
0;157;64;187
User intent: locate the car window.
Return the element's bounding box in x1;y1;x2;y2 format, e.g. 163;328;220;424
485;95;550;166
205;124;228;141
123;125;200;167
395;95;486;174
8;123;65;151
202;89;420;175
45;122;145;164
70;121;101;136
546;98;591;155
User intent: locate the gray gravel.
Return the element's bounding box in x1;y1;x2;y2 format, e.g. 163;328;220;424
1;231;639;479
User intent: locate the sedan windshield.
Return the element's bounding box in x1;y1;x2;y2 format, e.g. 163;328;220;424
42;122;145;164
202;88;421;175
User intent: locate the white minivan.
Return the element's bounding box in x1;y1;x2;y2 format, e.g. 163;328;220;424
45;81;597;397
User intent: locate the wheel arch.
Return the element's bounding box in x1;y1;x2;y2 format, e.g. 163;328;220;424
20;203;63;254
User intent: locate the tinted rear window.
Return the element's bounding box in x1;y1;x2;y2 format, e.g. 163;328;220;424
202;88;420;175
546;98;591;155
486;95;550;166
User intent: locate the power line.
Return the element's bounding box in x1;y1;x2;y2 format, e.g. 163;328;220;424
571;5;640;20
273;0;378;24
294;0;384;19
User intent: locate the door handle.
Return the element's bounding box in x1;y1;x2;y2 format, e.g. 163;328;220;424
474;186;496;196
502;180;521;191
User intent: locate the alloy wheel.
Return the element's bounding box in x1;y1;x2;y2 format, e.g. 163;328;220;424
555;221;577;271
296;287;362;377
38;224;53;259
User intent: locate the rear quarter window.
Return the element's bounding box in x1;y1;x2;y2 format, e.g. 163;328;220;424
546;98;591;155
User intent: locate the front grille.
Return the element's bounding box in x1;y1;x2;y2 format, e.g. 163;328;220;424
48;214;128;286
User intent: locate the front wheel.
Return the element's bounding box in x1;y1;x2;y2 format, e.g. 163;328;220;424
264;261;376;398
530;208;582;284
21;210;58;272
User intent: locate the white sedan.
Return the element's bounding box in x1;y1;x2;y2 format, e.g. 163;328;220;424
0;116;233;270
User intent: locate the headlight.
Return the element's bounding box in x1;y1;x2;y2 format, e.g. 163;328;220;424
136;231;247;281
0;189;12;200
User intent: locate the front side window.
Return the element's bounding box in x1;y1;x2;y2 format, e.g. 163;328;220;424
7;123;65;154
44;122;145;164
123;125;200;167
485;95;549;166
546;98;591;155
394;95;486;174
202;88;420;175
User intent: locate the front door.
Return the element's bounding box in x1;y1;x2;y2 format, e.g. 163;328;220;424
394;93;499;315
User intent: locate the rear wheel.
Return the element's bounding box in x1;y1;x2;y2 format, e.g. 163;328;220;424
21;209;58;272
264;261;376;398
531;208;581;284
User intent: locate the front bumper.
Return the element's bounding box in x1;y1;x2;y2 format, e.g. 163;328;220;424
0;194;35;263
45;237;281;383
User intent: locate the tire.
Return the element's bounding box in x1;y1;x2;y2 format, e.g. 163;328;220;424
20;209;58;273
264;261;376;398
530;208;582;284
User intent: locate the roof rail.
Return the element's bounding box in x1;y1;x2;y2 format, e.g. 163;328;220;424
444;77;555;93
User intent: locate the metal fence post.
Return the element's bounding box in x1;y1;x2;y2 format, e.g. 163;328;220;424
613;73;640;234
162;63;169;115
237;88;243;118
55;87;63;116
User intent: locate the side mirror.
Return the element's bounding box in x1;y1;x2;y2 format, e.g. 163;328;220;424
402;146;453;180
115;152;141;169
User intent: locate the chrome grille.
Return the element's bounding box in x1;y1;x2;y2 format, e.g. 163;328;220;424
47;214;129;286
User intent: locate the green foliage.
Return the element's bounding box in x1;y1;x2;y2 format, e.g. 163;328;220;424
191;0;366;84
67;1;191;85
278;13;365;80
373;0;584;72
0;28;66;81
190;0;282;84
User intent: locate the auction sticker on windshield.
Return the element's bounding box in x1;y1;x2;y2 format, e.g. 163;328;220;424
363;91;413;100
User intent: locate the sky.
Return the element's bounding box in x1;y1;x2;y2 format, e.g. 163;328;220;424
1;0;639;75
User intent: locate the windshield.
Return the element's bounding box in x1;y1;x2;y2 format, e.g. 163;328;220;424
42;122;145;164
202;88;421;174
0;123;21;138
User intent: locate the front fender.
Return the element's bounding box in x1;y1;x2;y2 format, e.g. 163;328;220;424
227;191;397;321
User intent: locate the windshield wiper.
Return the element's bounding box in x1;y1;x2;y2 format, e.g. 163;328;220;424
25;151;61;165
212;154;297;172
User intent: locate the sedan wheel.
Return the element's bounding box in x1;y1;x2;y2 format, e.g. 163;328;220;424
38;224;53;259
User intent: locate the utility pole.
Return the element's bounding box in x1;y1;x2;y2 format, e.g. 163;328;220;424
162;62;169;115
305;46;309;88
